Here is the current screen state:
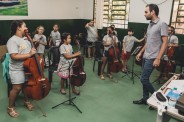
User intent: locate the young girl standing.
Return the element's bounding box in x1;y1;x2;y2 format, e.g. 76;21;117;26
49;23;61;47
6;20;37;117
33;25;47;59
57;33;81;95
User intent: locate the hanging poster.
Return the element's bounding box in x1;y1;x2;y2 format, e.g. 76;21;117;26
0;0;28;16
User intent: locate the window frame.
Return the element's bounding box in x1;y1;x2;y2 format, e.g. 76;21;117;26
170;0;184;34
94;0;130;29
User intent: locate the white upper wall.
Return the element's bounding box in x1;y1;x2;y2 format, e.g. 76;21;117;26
0;0;86;20
79;0;94;19
129;0;173;24
0;0;173;24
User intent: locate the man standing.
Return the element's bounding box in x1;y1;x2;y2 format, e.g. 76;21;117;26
133;4;168;105
85;20;98;58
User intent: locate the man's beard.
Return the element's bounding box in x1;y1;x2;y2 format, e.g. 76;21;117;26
146;15;152;20
146;16;152;20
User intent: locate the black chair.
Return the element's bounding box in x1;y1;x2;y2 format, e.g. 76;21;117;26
48;46;60;83
78;33;87;56
173;45;184;72
93;41;103;75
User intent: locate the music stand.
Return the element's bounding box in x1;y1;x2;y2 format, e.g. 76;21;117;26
52;60;82;113
122;46;141;84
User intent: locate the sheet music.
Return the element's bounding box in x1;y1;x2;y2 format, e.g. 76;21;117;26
131;46;142;56
166;80;184;93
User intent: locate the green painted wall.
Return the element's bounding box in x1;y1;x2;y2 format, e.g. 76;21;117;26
98;22;147;42
0;20;184;46
0;19;89;45
128;22;184;45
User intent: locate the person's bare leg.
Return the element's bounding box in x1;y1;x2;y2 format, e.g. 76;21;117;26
72;85;80;95
101;57;107;75
107;63;113;78
60;78;66;94
9;84;22;108
122;60;125;71
100;57;107;79
22;83;34;111
93;46;96;58
8;84;22;117
88;47;91;58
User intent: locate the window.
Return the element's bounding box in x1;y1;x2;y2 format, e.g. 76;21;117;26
171;0;184;34
94;0;130;29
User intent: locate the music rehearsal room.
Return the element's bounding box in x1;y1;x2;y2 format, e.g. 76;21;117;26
1;0;184;122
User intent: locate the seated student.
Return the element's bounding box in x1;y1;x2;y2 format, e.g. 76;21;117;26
100;26;118;80
57;32;81;95
168;25;179;73
122;28;145;72
168;25;178;47
160;25;179;80
110;24;118;37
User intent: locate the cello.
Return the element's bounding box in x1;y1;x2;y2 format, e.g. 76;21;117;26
71;39;86;87
23;29;51;100
155;45;176;79
167;46;176;60
108;38;123;73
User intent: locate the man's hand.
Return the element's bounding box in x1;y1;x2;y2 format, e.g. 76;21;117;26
153;58;160;67
136;53;142;61
29;48;37;57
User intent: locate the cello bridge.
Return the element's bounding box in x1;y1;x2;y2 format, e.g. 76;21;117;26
39;78;46;82
114;60;118;63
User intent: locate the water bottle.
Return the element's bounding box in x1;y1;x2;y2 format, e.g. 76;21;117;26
168;87;180;107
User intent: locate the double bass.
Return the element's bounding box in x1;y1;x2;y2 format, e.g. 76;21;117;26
23;29;51;100
71;40;86;87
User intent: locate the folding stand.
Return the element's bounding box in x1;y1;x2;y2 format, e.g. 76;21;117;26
122;46;142;84
52;60;82;113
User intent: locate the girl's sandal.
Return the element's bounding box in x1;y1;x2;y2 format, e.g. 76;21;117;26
100;75;105;80
7;107;19;118
24;101;34;111
107;74;113;79
60;89;66;95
